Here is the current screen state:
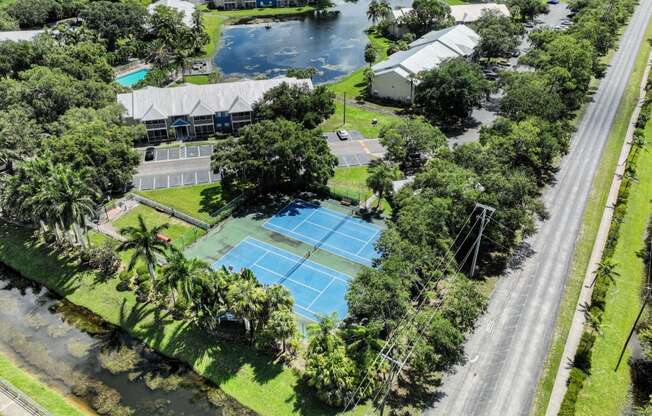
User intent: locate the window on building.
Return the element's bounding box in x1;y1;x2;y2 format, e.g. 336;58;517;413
147;129;168;140
195;124;215;137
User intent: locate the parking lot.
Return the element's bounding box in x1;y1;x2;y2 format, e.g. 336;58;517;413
133;135;385;190
325;131;386;167
138;144;214;162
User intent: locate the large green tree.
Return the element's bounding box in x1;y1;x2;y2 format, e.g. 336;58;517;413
506;0;547;21
472;10;522;60
414;58;491;127
80;1;148;52
46;105;142;193
401;0;452;37
378;117;447;173
212;119;337;194
253;83;335;129
499;72;566;121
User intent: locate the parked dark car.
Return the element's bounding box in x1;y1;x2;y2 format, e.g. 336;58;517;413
336;130;351;140
144;147;155;161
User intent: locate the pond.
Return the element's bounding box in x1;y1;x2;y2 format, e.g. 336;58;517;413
0;265;253;416
212;0;412;84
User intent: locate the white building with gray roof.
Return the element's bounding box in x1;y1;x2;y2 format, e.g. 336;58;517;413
117;77;312;141
370;25;480;103
0;30;45;43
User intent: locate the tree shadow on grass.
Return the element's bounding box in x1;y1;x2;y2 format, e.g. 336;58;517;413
199;184;229;216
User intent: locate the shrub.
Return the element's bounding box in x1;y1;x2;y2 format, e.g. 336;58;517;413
574;331;596;372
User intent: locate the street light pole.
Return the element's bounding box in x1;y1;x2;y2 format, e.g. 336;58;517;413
343;92;346;125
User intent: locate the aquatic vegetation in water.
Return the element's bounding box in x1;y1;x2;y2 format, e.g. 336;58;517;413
98;346;141;374
144;372;183;392
47;323;71;338
67;338;92;358
91;385;132;416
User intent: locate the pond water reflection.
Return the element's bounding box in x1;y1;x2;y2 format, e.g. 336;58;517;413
0;265;253;416
213;0;411;83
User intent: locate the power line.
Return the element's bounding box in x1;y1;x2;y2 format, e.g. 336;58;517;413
341;206;485;413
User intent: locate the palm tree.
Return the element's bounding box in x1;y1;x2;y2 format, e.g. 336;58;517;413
266;309;297;354
590;259;620;287
118;214;169;292
306;313;341;354
366;160;400;209
160;248;212;309
147;40;172;69
47;165;99;247
367;0;391;24
226;274;267;340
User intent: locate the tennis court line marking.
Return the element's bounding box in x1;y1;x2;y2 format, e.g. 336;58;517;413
216;240;324;293
244;237;351;284
303;219;371;244
263;223;373;266
292;199;380;232
291;208;319;232
307;278;337;309
294;304;318;322
355;228;380;255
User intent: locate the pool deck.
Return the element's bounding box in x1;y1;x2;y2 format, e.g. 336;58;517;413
114;63;150;78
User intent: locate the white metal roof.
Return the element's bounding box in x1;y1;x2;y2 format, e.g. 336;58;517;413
450;4;511;23
387;4;510;24
117;77;313;121
0;30;45;42
372;25;479;79
148;0;196;27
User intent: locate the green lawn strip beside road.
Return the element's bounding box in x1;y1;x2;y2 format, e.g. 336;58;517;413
574;109;652;415
0;352;88;416
0;222;370;416
136;183;231;224
112;205;205;250
531;18;652;416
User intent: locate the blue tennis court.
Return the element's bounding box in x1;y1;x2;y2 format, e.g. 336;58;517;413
212;237;351;321
263;200;381;266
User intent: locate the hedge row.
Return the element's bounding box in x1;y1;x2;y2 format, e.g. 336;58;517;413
557;72;652;416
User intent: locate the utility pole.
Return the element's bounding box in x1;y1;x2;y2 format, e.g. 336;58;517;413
470;203;495;278
614;239;651;370
377;353;404;416
343;92;346;125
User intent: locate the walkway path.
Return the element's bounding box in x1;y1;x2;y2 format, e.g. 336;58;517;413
426;1;652;415
545;49;652;416
0;379;49;416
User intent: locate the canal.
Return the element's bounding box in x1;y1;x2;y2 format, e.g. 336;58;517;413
0;265;253;416
213;0;412;84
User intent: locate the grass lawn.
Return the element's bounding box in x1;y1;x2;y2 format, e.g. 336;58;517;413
112;205;205;250
574;110;652;415
328;166;372;202
531;17;652;416
321;101;400;138
136;183;232;224
183;74;211;85
0;352;88;416
0;222;370;416
328;166;392;214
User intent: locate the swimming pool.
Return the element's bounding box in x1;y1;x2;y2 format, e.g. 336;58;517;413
115;68;149;87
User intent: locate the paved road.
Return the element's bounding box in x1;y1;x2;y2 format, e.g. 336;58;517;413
427;2;652;415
